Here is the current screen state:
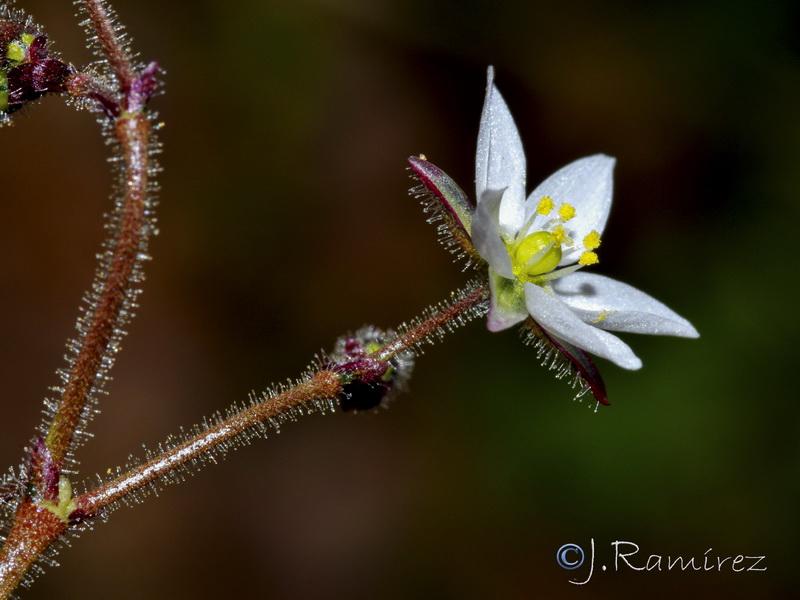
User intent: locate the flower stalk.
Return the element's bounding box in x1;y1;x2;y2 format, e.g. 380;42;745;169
79;0;135;89
75;278;489;518
44;108;153;471
73;370;345;518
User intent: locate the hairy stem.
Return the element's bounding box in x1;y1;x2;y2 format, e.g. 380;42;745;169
76;280;490;516
0;276;489;596
0;503;66;599
41;0;160;471
78;0;135;89
75;370;343;515
44;109;152;471
372;278;489;362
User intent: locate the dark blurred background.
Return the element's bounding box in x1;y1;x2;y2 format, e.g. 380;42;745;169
1;0;798;598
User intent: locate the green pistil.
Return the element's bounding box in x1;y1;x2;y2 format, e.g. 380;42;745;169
511;231;562;283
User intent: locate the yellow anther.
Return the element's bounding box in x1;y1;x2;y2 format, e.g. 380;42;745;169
593;311;609;323
558;203;576;221
579;251;599;266
583;230;601;251
536;196;554;216
551;224;572;246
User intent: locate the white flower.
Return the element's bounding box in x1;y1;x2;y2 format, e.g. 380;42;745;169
472;67;699;370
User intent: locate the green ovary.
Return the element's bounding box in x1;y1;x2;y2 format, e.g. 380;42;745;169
511;231;562;283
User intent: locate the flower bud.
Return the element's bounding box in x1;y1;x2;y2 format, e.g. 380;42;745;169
0;10;71;121
327;326;414;412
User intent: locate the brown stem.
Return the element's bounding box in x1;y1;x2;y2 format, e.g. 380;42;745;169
76;281;489;516
0;502;67;598
371;278;489;362
78;0;135;89
0;278;487;596
0;3;158;596
44;110;151;471
75;370;343;516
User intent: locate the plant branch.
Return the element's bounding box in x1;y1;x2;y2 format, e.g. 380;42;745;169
43;1;159;471
74;370;343;517
0;501;67;599
78;0;135;90
75;279;490;517
0;276;488;596
43;105;152;472
371;277;489;362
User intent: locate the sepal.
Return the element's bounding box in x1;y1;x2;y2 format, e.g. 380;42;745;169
487;268;527;331
521;318;609;407
408;155;482;268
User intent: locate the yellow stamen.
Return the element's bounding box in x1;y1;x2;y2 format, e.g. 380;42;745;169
593;310;609;323
579;251;599;266
558;203;576;221
583;230;601;251
551;224;571;246
536;196;554;216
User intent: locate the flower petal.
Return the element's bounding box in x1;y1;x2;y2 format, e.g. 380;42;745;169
524;282;642;369
472;189;514;278
551;272;699;337
523;155;615;265
487;269;528;332
475;66;526;236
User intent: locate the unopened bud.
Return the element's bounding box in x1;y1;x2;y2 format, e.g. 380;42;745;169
0;11;71;121
327;326;414;412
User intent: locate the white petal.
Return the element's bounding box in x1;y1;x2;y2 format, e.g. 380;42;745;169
522;155;615;265
551;272;699;337
524;282;642;369
472;190;514;278
487;269;528;332
475;67;526;236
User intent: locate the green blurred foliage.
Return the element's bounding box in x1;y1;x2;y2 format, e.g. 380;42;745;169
1;0;798;598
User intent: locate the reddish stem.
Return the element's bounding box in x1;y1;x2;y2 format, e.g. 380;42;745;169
75;370;343;516
0;279;487;596
0;502;67;598
44;110;151;471
372;279;489;362
79;0;135;90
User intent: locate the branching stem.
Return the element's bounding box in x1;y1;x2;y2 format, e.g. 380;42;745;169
0;2;493;597
76;279;490;517
0;274;489;596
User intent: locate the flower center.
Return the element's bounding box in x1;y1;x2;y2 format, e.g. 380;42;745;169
512;231;562;282
507;197;603;285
